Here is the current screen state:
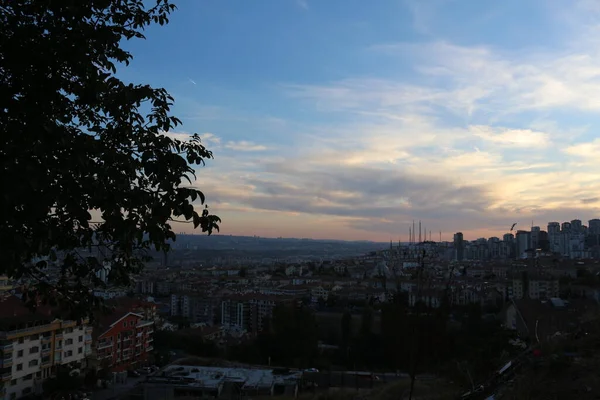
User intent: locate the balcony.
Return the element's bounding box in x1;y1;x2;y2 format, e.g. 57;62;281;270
147;337;154;342
41;347;51;356
147;329;154;335
41;335;52;343
41;358;51;367
54;333;63;341
97;341;113;350
1;372;11;382
0;359;12;369
1;322;58;339
61;320;77;329
145;346;153;352
0;343;13;352
84;335;92;343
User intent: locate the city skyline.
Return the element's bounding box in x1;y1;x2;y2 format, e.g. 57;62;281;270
122;0;600;241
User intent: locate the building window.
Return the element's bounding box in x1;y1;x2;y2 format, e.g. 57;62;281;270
10;379;16;386
23;374;32;381
29;346;39;354
78;347;82;354
78;336;83;343
18;337;24;344
123;322;127;328
29;360;38;367
130;321;134;327
23;387;32;395
16;364;23;371
10;393;16;400
17;350;23;357
30;334;39;340
66;339;73;345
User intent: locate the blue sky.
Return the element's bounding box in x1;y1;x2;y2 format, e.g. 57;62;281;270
121;0;600;241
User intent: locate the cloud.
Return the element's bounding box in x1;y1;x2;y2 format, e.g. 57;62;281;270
564;138;600;158
365;39;600;116
170;0;600;241
200;159;499;232
296;0;308;10
224;141;268;152
160;131;221;146
470;126;551;148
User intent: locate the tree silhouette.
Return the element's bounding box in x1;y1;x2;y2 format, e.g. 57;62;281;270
1;0;219;317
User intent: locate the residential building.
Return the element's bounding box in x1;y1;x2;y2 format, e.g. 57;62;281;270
589;219;600;235
511;274;559;300
220;297;249;331
453;232;464;261
220;295;298;334
0;295;92;400
515;230;531;259
92;312;154;373
170;293;218;325
530;226;540;250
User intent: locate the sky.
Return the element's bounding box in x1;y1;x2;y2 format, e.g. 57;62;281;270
120;0;600;242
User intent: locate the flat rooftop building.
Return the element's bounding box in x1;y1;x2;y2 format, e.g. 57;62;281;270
142;364;301;399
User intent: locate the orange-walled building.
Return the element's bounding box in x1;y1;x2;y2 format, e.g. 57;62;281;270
94;311;154;373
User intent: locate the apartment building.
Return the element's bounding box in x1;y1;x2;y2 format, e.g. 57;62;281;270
93;312;154;373
0;295;92;400
220;295;298;334
512;275;559;300
170;293;218;325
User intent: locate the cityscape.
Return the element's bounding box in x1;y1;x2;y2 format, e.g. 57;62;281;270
3;216;600;398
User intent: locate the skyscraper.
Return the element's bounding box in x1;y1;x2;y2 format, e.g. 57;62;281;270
589;219;600;235
548;222;560;253
571;219;583;233
454;232;464;261
531;226;540;250
515;230;531;259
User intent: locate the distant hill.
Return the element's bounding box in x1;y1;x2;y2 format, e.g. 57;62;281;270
152;234;388;263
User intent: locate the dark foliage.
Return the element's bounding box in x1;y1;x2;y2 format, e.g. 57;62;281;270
0;0;219;318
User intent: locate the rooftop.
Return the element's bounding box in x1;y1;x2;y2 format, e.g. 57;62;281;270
151;365;302;390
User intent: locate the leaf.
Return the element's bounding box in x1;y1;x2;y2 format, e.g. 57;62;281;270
0;0;220;320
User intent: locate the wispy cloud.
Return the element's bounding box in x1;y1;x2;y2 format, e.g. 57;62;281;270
152;0;600;240
296;0;308;10
225;141;268;152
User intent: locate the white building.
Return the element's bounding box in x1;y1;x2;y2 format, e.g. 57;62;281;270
0;296;92;400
